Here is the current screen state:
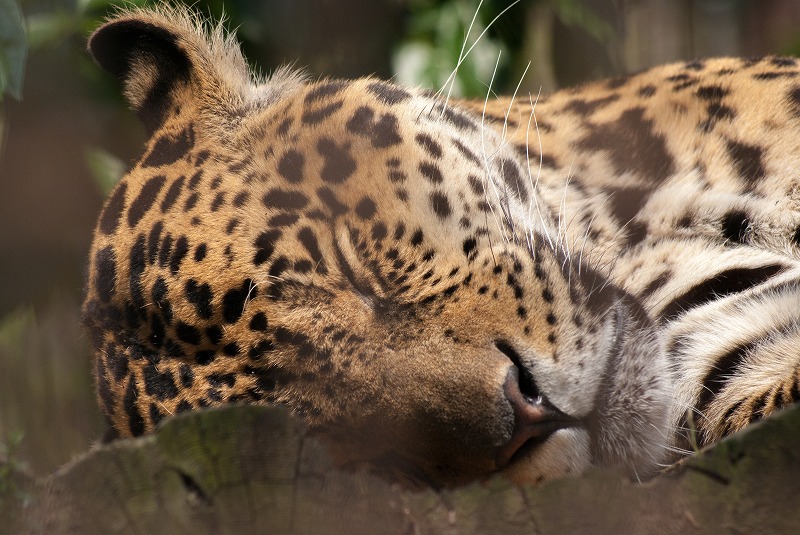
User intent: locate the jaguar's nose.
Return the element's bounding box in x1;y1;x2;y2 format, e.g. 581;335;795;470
496;362;579;468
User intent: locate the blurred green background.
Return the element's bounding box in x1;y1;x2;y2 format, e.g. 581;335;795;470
2;0;800;478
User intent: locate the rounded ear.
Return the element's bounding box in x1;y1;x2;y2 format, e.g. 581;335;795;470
88;18;193;133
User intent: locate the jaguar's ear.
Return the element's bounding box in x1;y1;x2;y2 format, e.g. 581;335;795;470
89;16;194;133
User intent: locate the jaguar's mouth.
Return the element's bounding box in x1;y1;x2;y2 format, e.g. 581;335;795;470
502;432;555;468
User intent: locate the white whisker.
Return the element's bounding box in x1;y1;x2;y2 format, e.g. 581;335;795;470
523;90;556;255
479;50;513;249
435;0;523;117
434;0;484;113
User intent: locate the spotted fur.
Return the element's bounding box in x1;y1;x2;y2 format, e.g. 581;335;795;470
83;6;800;487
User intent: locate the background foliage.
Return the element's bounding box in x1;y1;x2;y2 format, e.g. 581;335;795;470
1;0;800;481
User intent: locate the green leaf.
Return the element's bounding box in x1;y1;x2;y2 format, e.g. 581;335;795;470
24;12;76;50
393;0;508;98
0;0;27;100
85;146;126;194
552;0;614;43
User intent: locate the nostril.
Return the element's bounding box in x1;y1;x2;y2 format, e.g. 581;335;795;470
495;340;540;402
495;341;580;469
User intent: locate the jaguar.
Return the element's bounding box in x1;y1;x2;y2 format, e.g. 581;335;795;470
83;5;800;487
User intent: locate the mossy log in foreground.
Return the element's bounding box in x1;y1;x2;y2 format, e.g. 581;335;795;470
4;404;800;534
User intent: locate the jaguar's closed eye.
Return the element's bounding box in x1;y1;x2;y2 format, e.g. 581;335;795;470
332;225;386;305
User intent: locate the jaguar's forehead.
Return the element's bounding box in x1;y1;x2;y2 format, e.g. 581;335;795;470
238;77;532;222
123;76;540;276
